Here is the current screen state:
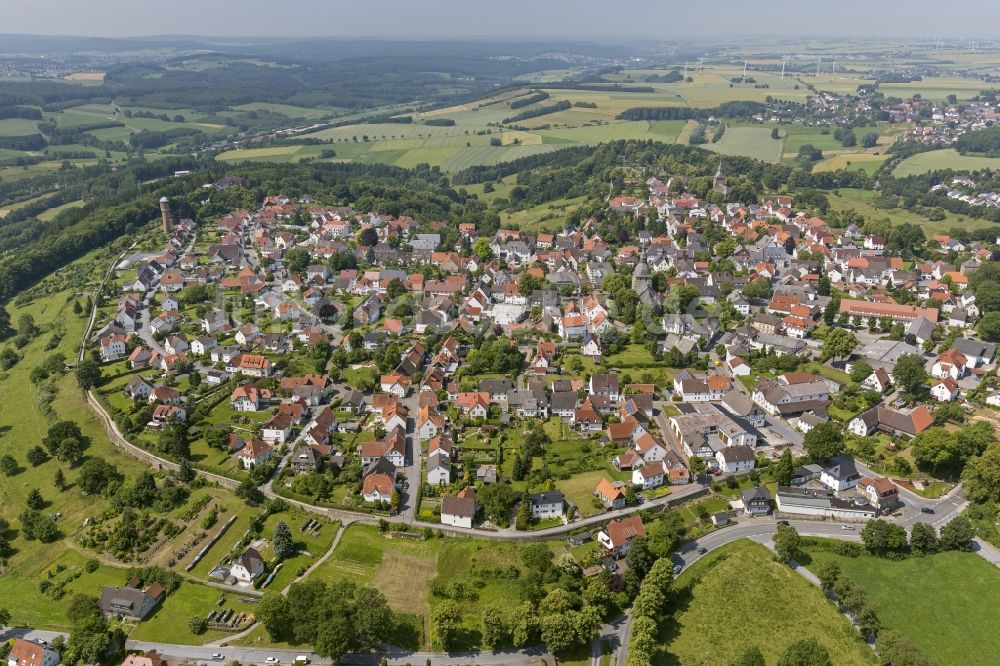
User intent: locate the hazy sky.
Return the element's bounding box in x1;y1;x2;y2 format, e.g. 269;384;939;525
2;0;999;39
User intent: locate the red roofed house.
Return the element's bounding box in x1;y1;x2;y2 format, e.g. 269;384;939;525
455;391;490;419
121;652;167;666
858;476;901;514
930;377;961;402
594;478;628;510
234;438;274;469
7;640;60;666
598;515;646;557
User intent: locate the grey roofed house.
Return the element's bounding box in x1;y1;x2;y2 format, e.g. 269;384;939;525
792;464;823;485
742;486;771;503
824;457;860;484
99;583;164;620
477;464;497;484
290;445;321;474
906;317;935;342
531;491;564;508
479;378;515;397
855;339;921;366
441;494;476;519
236;547;265;577
741;486;772;514
340;389;366;411
798;412;827;429
952;337;997;364
719;390;765;424
428;454;451;478
660;334;697;355
363;456;397;479
749;331;806;356
549;391;579;414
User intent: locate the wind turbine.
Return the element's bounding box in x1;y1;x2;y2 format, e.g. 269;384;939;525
742;59;748;83
780;58;786;80
816;57;822;77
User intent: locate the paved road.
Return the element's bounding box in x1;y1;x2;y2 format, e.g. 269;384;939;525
399;390;423;523
675;519;863;572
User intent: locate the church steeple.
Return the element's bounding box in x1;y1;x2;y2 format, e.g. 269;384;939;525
713;161;729;195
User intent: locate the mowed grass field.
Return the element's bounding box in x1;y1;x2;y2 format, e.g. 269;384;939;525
310;524;531;649
803;544;1000;665
893;148;1000;176
655;540;874;666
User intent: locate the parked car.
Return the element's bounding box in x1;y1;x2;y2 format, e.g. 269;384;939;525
841;525;855;530
211;655;225;661
265;659;280;665
777;520;790;526
672;563;683;575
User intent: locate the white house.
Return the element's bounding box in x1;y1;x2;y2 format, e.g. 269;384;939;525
530;491;564;519
715;445;756;474
99;334;129;362
426;456;451;485
230;548;265;583
862;367;892;393
632;461;666;489
440;490;476;529
820;458;861;492
930;377;960;402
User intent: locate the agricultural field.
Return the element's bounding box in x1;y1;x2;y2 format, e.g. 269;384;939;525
655;540;874;666
0;118;41;136
893;148;1000;177
802;542;1000;665
705;126;784;162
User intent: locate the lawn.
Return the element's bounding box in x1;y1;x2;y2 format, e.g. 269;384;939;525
557;469;617;518
128;582;260;644
893;148;1000;177
801;542;1000;666
253;512;337;592
654;540;874;666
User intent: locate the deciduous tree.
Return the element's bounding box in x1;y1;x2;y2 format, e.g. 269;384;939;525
774;523;801;562
777;637;832;666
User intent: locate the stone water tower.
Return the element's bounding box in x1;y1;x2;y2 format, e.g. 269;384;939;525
159;196;171;235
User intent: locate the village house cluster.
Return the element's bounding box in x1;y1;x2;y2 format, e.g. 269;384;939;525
86;165;999;544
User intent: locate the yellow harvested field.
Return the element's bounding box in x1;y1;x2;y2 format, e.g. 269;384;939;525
372;550;436;616
64;71;106;81
502;130;543;145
